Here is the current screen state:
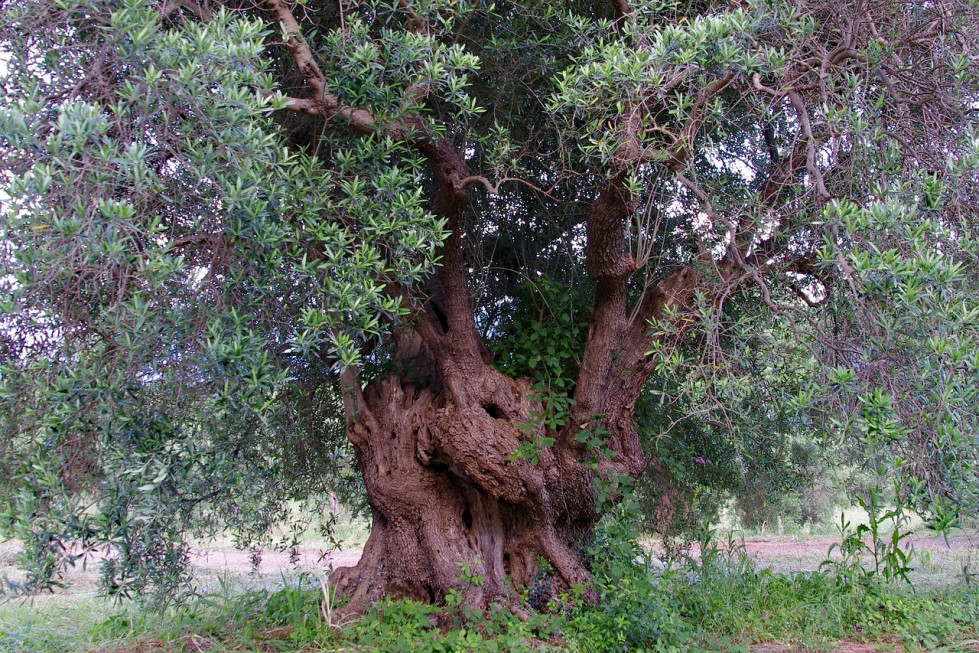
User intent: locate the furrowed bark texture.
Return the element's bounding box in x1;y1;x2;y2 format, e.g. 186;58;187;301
332;270;699;614
333;358;597;611
331;161;700;613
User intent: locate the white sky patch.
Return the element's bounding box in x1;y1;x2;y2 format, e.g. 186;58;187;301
705;148;757;184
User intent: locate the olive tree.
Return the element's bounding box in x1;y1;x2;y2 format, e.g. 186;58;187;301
1;0;977;610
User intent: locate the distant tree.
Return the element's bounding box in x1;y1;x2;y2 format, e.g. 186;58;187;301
1;0;977;610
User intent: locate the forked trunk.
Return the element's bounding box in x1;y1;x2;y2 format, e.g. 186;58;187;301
329;140;701;613
328;263;700;614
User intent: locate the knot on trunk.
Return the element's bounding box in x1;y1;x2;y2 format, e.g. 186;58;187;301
426;403;541;504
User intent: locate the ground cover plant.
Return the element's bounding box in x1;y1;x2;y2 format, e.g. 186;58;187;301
3;519;979;652
1;0;979;634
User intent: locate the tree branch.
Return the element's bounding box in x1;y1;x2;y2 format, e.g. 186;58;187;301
573;175;637;420
459;175;560;202
266;0;377;133
664;72;737;172
160;0;211;22
265;0;487;377
610;0;630;20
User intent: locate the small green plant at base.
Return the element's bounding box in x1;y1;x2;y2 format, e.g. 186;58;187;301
456;559;485;588
821;490;915;586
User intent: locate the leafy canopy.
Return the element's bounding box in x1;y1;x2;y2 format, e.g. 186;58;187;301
1;0;978;599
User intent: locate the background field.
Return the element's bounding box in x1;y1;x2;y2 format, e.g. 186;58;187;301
2;512;978;652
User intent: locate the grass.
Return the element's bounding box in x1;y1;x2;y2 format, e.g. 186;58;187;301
0;510;370;652
2;524;978;652
0;593;128;652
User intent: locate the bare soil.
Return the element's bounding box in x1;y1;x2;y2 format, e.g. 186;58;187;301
187;544;363;576
187;531;979;580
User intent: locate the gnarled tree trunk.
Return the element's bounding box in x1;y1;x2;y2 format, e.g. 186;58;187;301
333;358;596;611
330;140;701;613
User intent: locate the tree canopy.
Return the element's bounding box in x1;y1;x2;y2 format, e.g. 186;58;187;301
1;0;977;607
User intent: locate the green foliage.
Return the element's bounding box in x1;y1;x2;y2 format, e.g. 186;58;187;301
676;550;979;651
490;275;589;386
492;276;586;466
821;490;916;586
562;512;979;651
0;0;450;597
550;3;785;169
350;597;557;652
1;0;979;612
0;456;96;595
508;387;573;466
565;505;701;652
636;308;837;536
811;166;979;531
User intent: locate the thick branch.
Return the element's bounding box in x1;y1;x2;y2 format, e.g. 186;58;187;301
160;0;210;22
285;97;377;133
573;176;638;427
628;266;701;336
758;132;810;206
664;73;737;172
267;0;377;132
266;0;328;104
584;176;638;282
577;265;702;475
410;140;487;380
787;90;831;201
570;61;734;463
265;0;484;377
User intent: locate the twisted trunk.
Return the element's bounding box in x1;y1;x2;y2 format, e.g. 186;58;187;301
327;129;700;612
333;350;597;612
332;272;700;614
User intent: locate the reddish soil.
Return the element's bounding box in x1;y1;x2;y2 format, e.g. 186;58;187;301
187;545;363;575
655;533;979;572
742;533;977;557
181;532;977;578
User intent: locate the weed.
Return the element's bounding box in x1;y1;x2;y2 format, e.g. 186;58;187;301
821;488;916;586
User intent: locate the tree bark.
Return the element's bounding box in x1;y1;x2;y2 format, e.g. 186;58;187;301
332;346;597;613
331;269;701;615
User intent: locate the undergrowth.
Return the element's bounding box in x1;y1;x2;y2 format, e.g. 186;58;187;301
2;523;978;652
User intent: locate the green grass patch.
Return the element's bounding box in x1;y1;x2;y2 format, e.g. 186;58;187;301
0;593;157;652
2;534;978;652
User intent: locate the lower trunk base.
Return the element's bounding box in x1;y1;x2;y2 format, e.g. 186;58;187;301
331;374;597;615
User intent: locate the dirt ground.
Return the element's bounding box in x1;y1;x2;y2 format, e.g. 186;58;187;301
165;531;978;609
4;530;975;592
187;544;363;576
739;533;977;574
185;531;978;576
